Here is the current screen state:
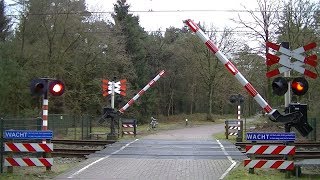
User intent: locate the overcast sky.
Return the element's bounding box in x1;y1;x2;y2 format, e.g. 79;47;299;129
86;0;259;31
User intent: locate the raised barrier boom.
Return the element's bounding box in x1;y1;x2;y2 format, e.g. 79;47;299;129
119;70;165;113
183;19;306;129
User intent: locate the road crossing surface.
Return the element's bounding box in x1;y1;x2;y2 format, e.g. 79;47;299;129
55;124;246;180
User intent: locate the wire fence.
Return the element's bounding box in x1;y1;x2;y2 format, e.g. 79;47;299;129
0;114;114;140
0;115;318;141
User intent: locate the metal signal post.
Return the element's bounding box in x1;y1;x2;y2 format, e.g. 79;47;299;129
30;78;65;143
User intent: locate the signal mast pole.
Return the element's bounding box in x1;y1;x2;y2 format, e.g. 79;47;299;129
281;42;291;107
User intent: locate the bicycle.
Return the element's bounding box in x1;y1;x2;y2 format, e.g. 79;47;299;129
147;117;159;131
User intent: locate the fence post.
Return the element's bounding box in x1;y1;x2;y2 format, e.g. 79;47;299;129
36;117;42;131
311;118;316;141
81;116;84;140
7;140;13;173
134;119;137;137
225;121;229;139
248;141;256;174
74;116;77;140
315;118;317;141
0;118;3;173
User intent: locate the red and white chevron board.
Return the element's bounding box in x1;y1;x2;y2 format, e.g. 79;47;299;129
246;145;295;155
122;124;134;128
102;79;109;97
244;159;294;170
5;158;53;167
119;70;165;113
5;143;53;152
266;54;317;79
102;79;127;97
123;131;134;135
184;19;273;114
267;41;317;64
266;41;318;79
107;79;127;96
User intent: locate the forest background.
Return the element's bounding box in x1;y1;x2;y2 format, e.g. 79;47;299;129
0;0;319;123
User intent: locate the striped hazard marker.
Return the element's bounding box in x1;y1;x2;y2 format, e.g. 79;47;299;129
122;124;135;128
5;143;53;152
5;158;53;167
266;41;317;79
228;132;238;136
244;159;294;170
228;126;240;130
246;145;295;155
123;132;135;135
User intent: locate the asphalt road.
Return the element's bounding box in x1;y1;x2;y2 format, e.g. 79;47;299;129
55;123;246;180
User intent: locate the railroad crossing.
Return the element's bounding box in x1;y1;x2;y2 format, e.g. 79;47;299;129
55;124;246;179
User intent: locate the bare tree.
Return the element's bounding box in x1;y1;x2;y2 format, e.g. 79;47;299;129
232;0;281;103
0;0;12;42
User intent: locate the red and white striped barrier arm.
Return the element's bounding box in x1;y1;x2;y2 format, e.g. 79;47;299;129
5;158;53;167
244;159;294;170
119;70;165;113
184;19;273;113
246;145;295;155
5;143;53;152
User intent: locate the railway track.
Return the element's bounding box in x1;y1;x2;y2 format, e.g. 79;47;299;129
50;139;117;157
52;139;116;146
49;140;320;159
52;148;101;157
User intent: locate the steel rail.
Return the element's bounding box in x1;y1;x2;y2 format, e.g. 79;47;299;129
51;139;116;146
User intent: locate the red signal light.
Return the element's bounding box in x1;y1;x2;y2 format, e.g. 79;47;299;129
291;77;308;96
49;80;65;96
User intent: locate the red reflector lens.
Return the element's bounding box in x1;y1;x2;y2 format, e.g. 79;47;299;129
52;84;63;92
49;80;65;96
292;82;304;91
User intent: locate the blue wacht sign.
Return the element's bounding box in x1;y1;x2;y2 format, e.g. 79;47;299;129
4;130;53;139
246;132;295;141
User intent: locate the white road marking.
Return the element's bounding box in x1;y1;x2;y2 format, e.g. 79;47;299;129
216;139;238;180
68;139;139;178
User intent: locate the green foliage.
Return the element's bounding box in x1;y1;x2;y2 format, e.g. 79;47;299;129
0;0;319;122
